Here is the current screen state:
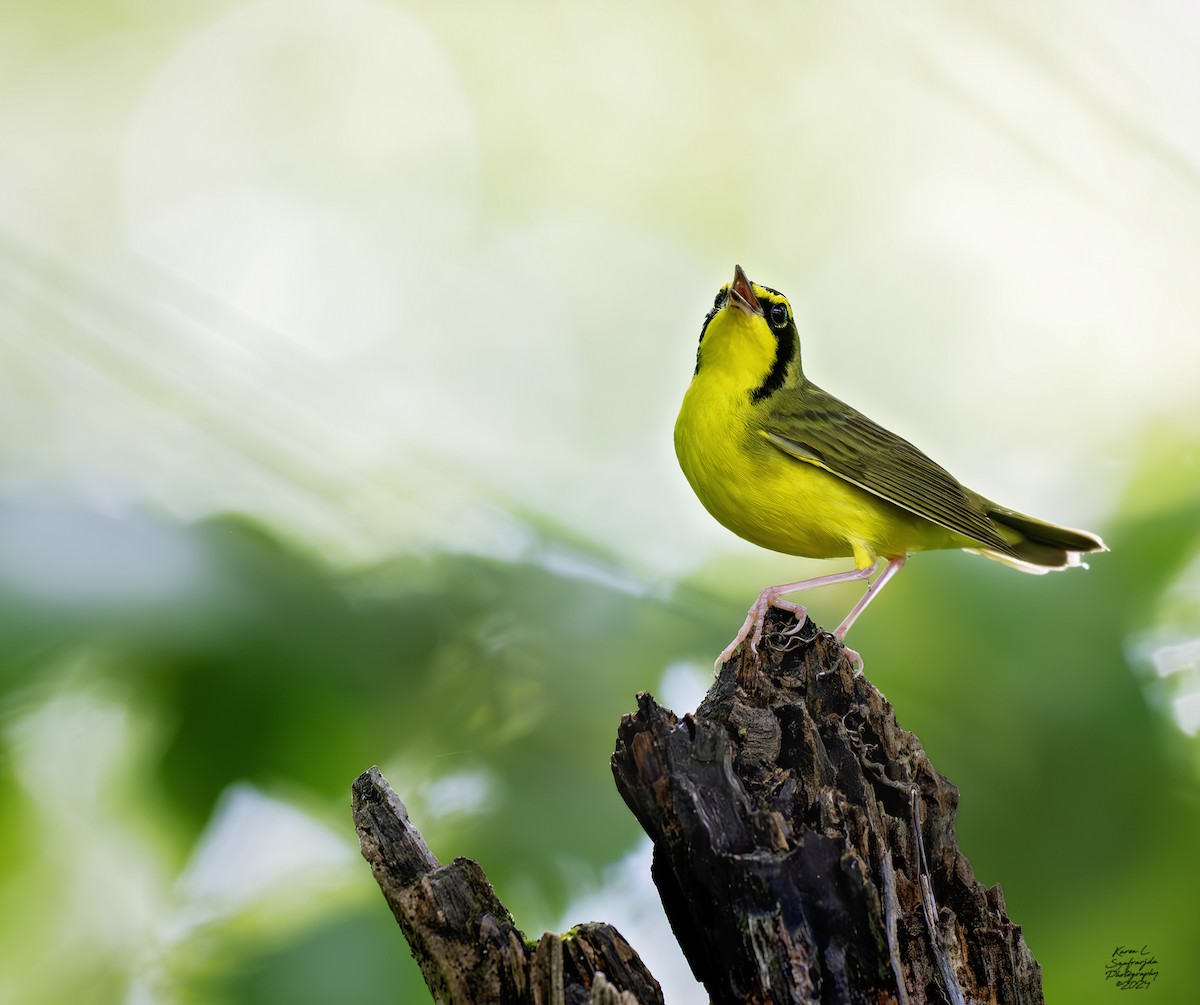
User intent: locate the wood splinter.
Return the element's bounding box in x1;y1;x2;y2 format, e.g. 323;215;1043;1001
351;765;664;1005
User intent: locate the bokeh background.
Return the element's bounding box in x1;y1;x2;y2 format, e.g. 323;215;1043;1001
3;1;1200;1002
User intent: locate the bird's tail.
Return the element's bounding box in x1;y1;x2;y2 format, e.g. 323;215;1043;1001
967;503;1107;574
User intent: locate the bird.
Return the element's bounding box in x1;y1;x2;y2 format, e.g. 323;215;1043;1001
674;264;1106;667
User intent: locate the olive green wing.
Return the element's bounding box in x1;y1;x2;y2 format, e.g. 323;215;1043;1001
759;381;1016;554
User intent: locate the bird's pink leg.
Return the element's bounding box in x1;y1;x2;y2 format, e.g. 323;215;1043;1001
715;561;881;666
834;556;907;640
831;556;906;671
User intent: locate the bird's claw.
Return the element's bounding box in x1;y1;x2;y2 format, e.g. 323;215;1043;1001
714;594;809;669
781;614;810;637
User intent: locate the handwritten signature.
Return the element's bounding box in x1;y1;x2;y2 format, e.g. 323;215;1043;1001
1105;945;1160;990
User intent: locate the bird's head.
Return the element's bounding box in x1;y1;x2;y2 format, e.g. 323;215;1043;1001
693;265;802;401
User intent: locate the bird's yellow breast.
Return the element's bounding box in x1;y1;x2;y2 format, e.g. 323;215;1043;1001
674;373;941;563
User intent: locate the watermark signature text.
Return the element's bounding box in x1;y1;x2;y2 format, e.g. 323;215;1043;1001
1105;945;1159;990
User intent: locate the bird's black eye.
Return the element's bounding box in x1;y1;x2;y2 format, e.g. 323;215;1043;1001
769;303;788;328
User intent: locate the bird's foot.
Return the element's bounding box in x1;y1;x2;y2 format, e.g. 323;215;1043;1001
833;623;864;673
714;590;808;668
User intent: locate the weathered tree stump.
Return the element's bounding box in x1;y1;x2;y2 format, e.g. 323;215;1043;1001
610;608;1044;1004
352;766;664;1005
354;608;1043;1004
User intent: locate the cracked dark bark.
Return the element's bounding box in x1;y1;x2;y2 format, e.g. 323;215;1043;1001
610;609;1043;1004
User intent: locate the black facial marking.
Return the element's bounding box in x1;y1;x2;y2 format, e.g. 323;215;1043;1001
750;301;797;403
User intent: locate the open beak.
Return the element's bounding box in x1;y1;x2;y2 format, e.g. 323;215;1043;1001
729;264;763;317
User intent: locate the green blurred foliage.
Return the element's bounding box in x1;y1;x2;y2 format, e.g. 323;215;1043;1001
0;503;732;1003
3;476;1200;1002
